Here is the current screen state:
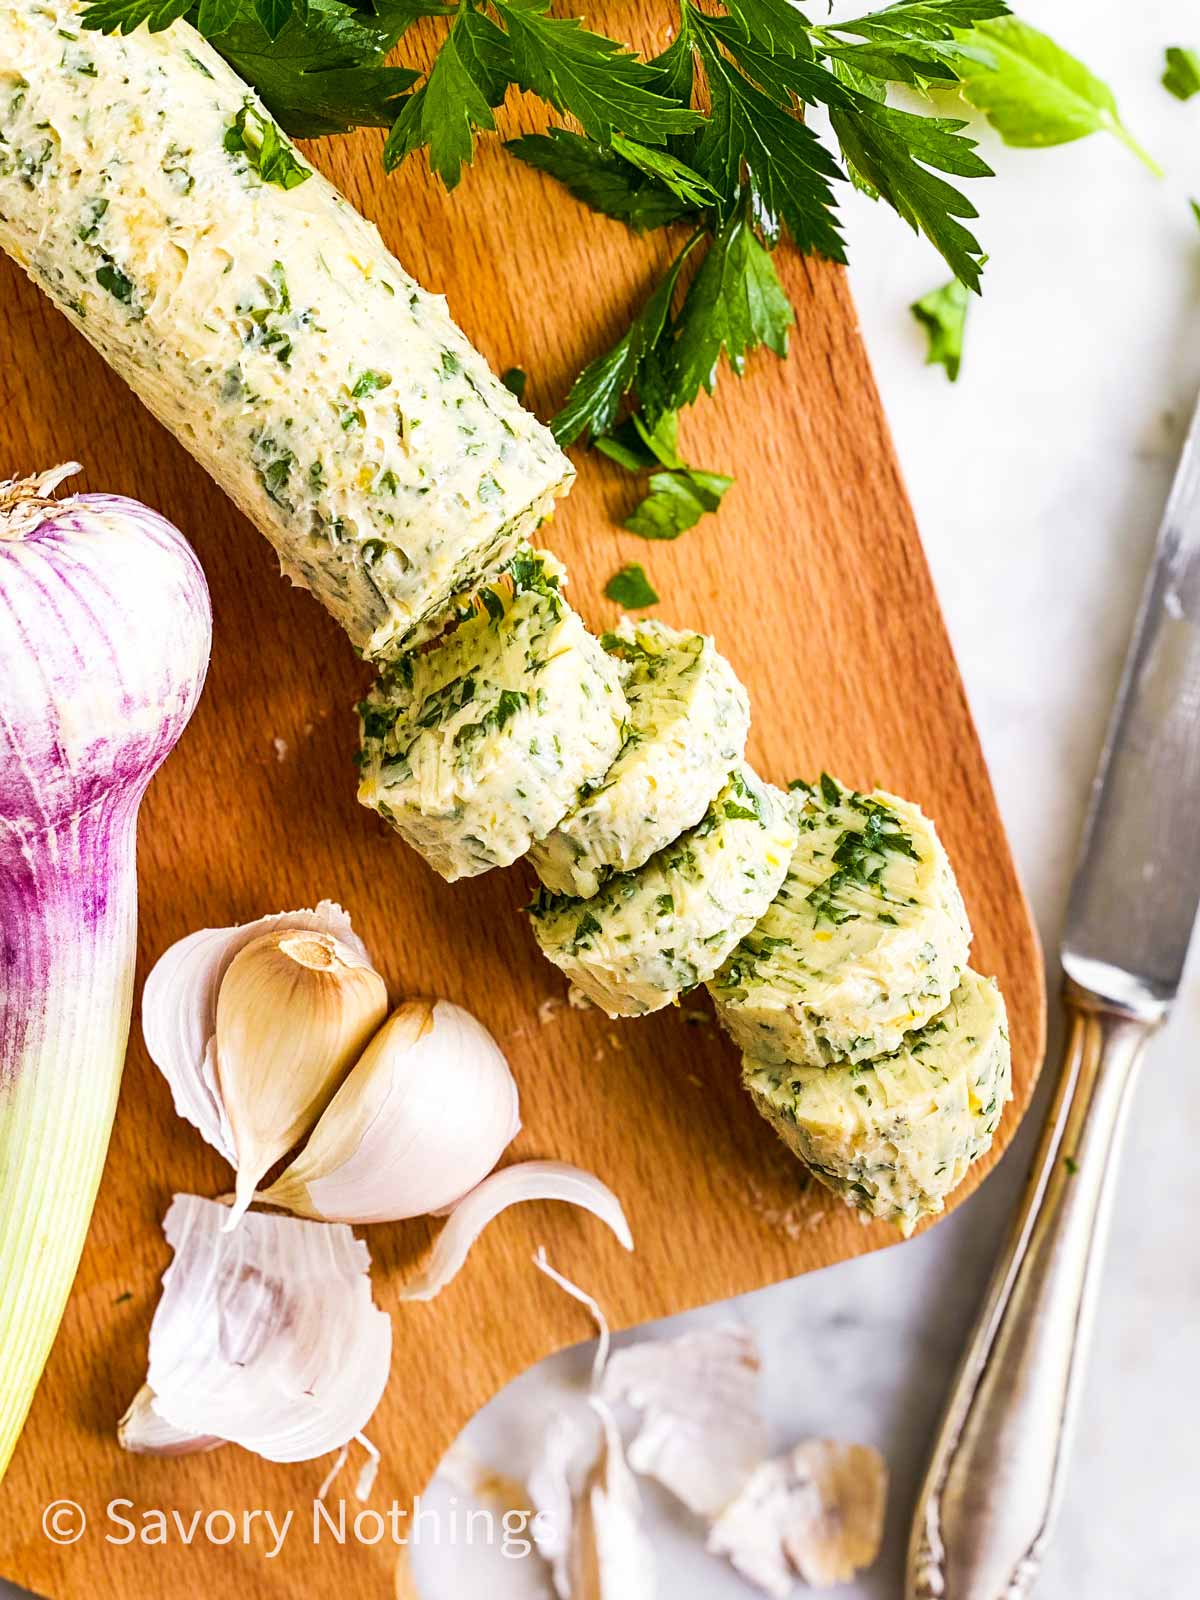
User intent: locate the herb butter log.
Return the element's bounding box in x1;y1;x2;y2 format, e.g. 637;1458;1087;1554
529;618;752;898
357;550;628;881
743;969;1011;1235
0;2;571;657
710;775;971;1068
530;766;796;1016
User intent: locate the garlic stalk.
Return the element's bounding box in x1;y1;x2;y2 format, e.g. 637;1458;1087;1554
398;1161;633;1302
0;470;210;1480
215;930;388;1225
261;999;520;1223
123;1194;392;1463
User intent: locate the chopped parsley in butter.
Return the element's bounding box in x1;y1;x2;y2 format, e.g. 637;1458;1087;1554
530;765;796;1016
529;617;751;899
710;775;971;1068
744;970;1011;1234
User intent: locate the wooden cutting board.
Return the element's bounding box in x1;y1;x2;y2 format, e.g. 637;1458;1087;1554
0;8;1045;1593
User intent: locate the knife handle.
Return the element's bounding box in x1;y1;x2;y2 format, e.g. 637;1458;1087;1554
905;980;1158;1600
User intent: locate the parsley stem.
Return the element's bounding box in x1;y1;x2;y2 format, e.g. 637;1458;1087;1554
1105;116;1164;179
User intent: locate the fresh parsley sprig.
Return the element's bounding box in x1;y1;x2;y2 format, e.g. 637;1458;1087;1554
81;0;1156;540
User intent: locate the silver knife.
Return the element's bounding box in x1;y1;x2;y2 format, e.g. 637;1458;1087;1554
906;390;1200;1599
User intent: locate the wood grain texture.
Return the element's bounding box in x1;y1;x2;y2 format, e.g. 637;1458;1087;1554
0;8;1044;1592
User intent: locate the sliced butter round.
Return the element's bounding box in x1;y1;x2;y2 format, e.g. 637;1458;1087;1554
743;969;1011;1235
357;549;627;880
528;618;751;898
529;766;797;1017
709;775;971;1068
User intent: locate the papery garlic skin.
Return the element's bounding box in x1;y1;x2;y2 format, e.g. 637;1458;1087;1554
398;1161;634;1302
261;999;519;1224
216;930;388;1226
142;901;372;1165
137;1194;391;1464
603;1326;767;1519
571;1401;656;1600
118;1385;223;1458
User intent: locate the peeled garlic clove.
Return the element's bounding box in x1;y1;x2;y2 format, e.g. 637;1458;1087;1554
132;1194;391;1464
260;999;520;1224
602;1325;767;1519
398;1161;633;1302
142;901;372;1163
217;929;388;1225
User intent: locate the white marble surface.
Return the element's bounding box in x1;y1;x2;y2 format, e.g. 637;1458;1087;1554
5;6;1199;1599
411;4;1200;1597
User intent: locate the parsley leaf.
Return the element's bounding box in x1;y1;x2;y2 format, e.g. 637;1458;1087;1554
596;410;731;539
648;21;695;103
955;18;1160;174
224;101;313;187
830;97;989;290
828;0;1008;42
501;366;527;398
507;129;699;231
1163;46;1200;103
605;562;660;608
910;278;969;380
196;0;241;32
551;233;703;446
594;425;656;472
80;0;191;32
690;10;846;259
96;260;137;303
82;0;419;134
253;0;293;43
384;10;508;185
610;134;720;210
722;0;814;58
208;0;418;138
625;467;732;539
665;208;794;410
491;0;702;145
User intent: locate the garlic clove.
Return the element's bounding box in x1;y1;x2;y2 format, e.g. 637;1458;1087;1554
602;1325;768;1520
260;999;520;1224
130;1194;392;1464
397;1161;634;1302
118;1385;224;1457
142;901;374;1164
216;930;388;1226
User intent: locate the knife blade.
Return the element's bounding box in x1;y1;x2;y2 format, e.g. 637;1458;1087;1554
1064;389;1200;1016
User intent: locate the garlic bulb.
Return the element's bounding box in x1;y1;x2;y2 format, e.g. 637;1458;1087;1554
260;999;520;1224
216;930;388;1225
